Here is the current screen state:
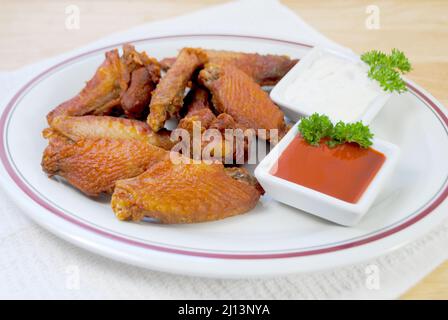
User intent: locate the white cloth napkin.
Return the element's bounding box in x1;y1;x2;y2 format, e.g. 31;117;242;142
0;0;447;299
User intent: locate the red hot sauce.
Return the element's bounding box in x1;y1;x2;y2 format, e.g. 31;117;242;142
271;136;386;203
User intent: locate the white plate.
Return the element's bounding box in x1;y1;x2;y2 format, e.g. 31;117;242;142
0;35;447;278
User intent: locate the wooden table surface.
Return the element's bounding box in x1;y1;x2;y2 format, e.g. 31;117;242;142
0;0;447;299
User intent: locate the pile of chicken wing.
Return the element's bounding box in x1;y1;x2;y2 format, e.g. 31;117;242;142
41;44;297;224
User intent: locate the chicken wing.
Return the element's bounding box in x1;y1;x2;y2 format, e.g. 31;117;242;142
160;49;298;86
111;161;262;223
199;63;287;141
176;87;243;162
147;48;207;132
177;87;242;135
47;44;160;124
180;85;211;115
121;64;160;119
177;87;215;131
49;115;174;150
42;116;172;196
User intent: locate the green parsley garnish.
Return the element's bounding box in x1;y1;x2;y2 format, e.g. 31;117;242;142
329;121;373;148
361;49;411;93
296;113;333;146
298;113;373;148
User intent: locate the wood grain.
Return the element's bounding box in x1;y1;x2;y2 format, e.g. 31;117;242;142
0;0;447;299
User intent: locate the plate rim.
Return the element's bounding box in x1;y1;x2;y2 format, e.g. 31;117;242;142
1;34;447;264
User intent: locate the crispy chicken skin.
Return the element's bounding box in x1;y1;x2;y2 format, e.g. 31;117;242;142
147;48;207;132
180;85;211;116
177;87;215;131
47;44;160;124
120;46;161;119
225;167;265;195
209;113;238;132
199;63;287;141
176;88;241;161
177;108;216;134
42;132;168;196
111;160;262;223
121;64;160;119
160;49;298;86
178;87;241;134
49;115;174;150
42;116;172;196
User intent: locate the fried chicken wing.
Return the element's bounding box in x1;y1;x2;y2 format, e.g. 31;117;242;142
199;63;287;141
42;132;168;196
177;87;215;131
47;44;160;124
176;88;242;161
147;48;207;131
42;116;172;196
179;87;243;135
120;45;161;119
50;115;174;150
209;113;238;132
121;64;159;119
111;161;262;223
160;49;298;86
181;85;211;115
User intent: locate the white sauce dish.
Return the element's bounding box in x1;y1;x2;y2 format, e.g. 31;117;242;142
270;47;392;124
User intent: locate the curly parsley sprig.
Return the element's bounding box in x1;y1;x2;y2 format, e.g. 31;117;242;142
360;49;411;93
298;113;373;148
296;113;333;146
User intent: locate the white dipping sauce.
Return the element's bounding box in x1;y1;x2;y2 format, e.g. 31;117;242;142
283;50;384;123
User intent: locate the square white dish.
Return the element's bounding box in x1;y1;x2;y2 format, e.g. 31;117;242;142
255;121;401;226
270;47;392;124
